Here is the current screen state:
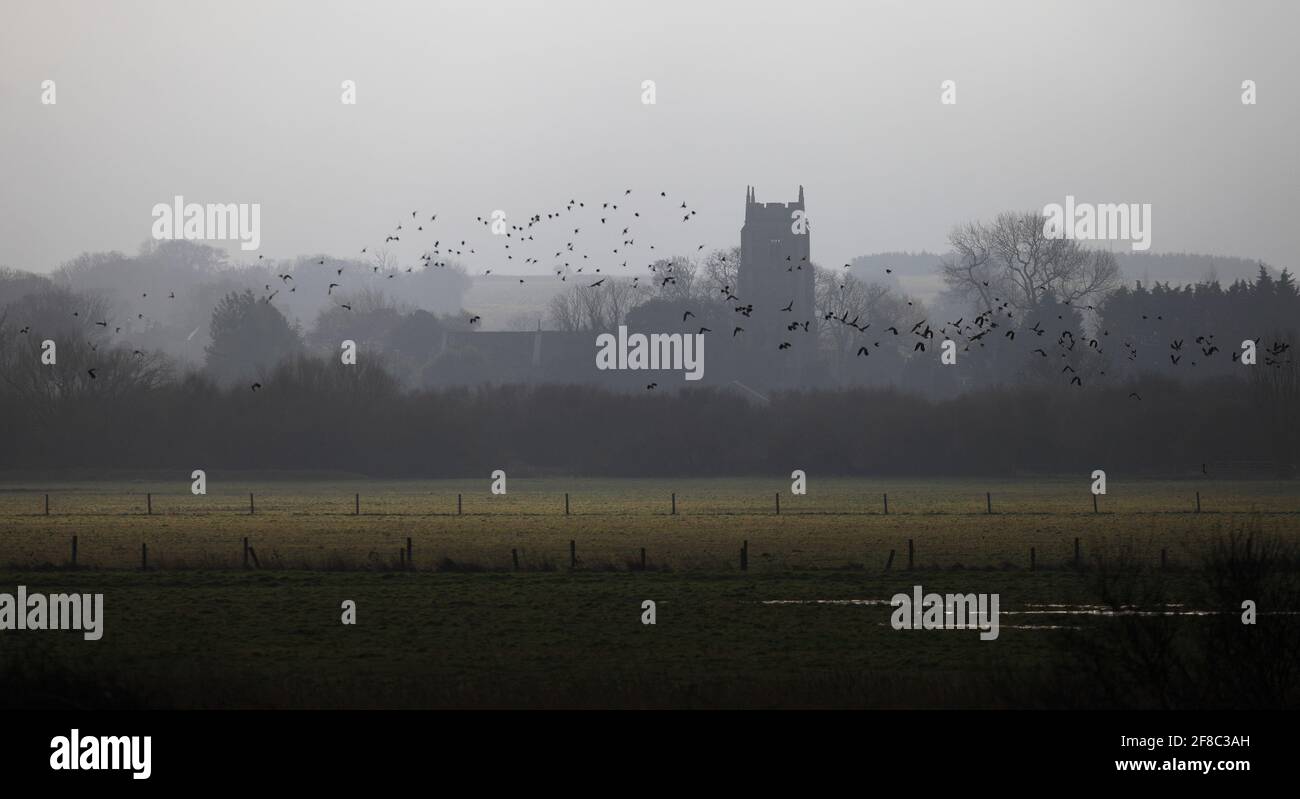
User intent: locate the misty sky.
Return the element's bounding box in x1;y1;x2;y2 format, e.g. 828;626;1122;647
2;0;1297;278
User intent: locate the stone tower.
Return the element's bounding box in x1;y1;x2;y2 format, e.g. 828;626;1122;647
738;185;816;377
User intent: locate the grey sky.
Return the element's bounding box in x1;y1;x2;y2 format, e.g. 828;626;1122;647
2;0;1296;277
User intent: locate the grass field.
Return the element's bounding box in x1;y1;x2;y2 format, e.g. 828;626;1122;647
0;476;1296;708
0;568;1184;708
1;476;1297;571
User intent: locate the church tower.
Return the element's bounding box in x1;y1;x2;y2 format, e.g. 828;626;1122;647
738;185;816;378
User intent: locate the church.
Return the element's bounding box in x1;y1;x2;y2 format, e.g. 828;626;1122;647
737;185;817;379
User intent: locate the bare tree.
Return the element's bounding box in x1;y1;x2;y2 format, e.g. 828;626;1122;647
816;267;911;379
941;212;1120;317
701;247;740;296
546;278;647;331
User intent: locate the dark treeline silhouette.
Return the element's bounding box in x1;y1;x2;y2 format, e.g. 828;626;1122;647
0;354;1293;477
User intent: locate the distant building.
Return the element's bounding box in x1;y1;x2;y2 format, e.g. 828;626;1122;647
738;185;817;380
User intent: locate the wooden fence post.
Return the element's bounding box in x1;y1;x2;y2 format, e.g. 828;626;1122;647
883;493;889;515
147;493;152;515
1092;493;1099;513
565;493;570;516
141;542;148;571
570;539;576;569
741;539;749;571
45;494;49;515
458;494;462;515
986;492;992;514
355;493;360;515
71;535;77;568
249;493;255;515
1195;491;1201;513
885;549;895;571
243;537;249;569
512;548;519;571
775;493;780;515
247;546;260;569
671;493;676;515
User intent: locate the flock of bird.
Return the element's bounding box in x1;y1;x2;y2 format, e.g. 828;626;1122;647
8;186;1293;393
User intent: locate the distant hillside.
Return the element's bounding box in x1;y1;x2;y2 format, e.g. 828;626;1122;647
1115;252;1279;286
462;274;566;330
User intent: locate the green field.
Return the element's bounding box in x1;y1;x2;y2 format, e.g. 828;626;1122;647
0;477;1296;708
1;477;1297;571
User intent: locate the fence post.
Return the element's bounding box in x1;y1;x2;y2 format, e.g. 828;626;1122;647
570;539;576;569
671;493;676;515
249;493;255;515
141;542;148;571
71;535;77;568
1030;546;1036;572
458;494;462;515
1093;493;1098;513
741;539;749;572
883;493;889;515
45;494;49;516
243;537;249;569
512;548;519;571
1195;491;1201;513
565;493;570;516
355;493;359;515
986;492;992;514
775;493;780;515
907;538;914;570
885;549;895;571
147;493;152;515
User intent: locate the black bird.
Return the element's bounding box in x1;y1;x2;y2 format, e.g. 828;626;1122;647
251;382;262;391
733;327;744;336
87;368;97;379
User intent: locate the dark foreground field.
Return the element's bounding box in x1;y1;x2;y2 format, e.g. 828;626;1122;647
2;560;1296;709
